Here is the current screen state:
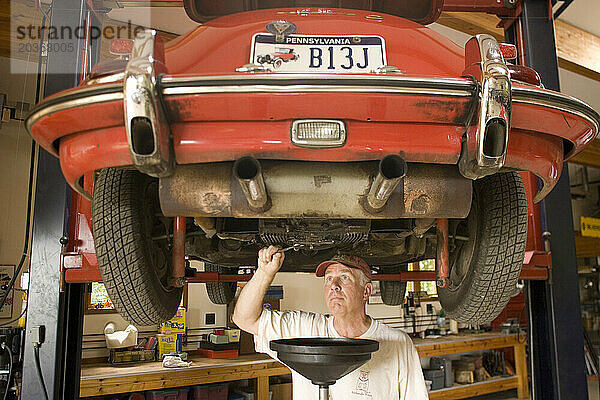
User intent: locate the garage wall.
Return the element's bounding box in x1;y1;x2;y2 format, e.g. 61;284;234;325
0;56;38;323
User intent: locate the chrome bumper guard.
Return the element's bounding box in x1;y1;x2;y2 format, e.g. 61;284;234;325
124;30;174;177
459;34;512;180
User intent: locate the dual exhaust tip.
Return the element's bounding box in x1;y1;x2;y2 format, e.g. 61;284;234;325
233;155;407;213
233;156;271;212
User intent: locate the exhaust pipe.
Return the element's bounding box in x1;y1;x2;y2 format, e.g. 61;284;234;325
233;156;270;211
367;155;408;211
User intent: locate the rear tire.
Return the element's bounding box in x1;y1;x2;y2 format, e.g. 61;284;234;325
92;168;183;326
379;265;408;306
205;263;237;304
438;172;527;324
380;280;407;306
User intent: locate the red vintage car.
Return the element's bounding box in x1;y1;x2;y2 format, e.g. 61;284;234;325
26;0;599;326
256;47;300;69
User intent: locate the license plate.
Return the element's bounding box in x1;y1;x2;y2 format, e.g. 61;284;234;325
251;34;386;73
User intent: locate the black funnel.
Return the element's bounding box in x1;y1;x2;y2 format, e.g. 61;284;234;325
270;338;379;387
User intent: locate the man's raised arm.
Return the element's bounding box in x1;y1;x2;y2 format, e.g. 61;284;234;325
232;246;285;335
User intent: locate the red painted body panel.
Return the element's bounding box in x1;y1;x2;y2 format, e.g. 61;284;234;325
165;9;465;77
172;121;463;164
504;129;564;198
164;91;472;123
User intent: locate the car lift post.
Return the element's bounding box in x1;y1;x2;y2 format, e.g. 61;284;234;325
505;0;588;398
21;0;99;398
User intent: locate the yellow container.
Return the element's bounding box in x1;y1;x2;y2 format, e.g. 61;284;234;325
225;329;241;343
157;334;178;358
159;308;186;334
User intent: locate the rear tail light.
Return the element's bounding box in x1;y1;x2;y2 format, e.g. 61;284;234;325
110;39;134;57
507;65;542;86
499;43;517;61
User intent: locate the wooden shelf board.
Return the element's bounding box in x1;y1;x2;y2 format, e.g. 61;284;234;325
428;376;519;400
414;333;519;358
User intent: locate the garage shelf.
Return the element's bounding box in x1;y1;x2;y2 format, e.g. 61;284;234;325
428;376;519;400
413;332;529;400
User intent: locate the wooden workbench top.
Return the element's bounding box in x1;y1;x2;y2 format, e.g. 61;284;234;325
81;353;277;380
80;354;290;397
80;332;523;397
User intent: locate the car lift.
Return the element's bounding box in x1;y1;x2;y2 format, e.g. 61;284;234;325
21;0;587;398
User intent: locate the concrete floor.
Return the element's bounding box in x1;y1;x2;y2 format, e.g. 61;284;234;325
463;378;599;400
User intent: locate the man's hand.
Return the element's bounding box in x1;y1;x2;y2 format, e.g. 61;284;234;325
258;245;285;276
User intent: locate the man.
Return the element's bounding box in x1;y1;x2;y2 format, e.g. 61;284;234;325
233;246;428;399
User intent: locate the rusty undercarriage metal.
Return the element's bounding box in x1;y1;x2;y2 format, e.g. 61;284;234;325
172;216;186;287
435;218;450;288
159;161;472;219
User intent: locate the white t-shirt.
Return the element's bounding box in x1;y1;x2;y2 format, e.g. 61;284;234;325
255;309;429;400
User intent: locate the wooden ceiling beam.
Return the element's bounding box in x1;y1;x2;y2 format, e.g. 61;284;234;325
438;12;600;82
437;12;505;42
555;19;600;82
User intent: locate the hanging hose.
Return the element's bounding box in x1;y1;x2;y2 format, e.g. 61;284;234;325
1;343;12;400
33;345;49;400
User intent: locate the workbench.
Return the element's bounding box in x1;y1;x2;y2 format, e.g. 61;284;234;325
80;332;528;399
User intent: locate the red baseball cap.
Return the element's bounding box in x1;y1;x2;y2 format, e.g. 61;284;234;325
315;254;372;280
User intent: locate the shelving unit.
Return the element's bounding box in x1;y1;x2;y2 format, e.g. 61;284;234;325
414;333;529;400
428;377;519;400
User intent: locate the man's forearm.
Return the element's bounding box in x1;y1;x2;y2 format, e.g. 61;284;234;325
232;268;276;335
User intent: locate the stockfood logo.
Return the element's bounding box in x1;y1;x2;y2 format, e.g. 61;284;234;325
10;0;149;75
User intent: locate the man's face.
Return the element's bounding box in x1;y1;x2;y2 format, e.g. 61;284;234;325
323;263;372;316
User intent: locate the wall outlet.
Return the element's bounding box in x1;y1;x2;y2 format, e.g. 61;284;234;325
205;313;216;325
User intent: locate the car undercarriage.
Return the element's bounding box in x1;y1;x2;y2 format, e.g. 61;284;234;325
185;217;436;271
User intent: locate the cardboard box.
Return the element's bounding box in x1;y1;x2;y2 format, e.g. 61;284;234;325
159;307;186;334
226;328;241;343
454;369;474;384
271;383;292;400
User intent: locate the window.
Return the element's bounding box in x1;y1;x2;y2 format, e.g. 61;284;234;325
86;282;115;313
407;259;437;297
85;281;188;314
